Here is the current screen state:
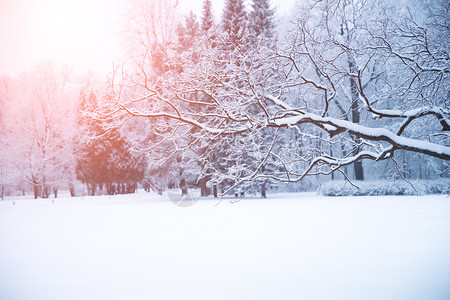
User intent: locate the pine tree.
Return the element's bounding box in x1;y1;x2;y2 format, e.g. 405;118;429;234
176;11;200;51
221;0;248;45
248;0;275;43
76;93;146;196
201;0;214;32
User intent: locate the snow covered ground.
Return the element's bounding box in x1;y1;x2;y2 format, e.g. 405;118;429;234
0;192;449;300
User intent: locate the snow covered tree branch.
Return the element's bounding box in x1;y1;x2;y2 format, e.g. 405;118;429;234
93;0;449;194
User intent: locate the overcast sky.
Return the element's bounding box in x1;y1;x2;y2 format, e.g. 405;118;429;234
0;0;295;78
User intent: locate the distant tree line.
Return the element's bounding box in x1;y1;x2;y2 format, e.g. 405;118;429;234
95;0;449;196
0;0;448;199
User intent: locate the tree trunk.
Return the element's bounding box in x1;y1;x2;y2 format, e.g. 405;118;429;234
261;182;266;198
200;176;209;197
144;181;150;192
33;184;39;199
341;144;349;179
106;182;112;195
213;184;218;198
88;183;96;196
180;178;188;195
353;158;364;180
330;144;335;180
349;54;364;181
419;156;423;179
127;182;136;194
68;182;75;197
42;185;50;198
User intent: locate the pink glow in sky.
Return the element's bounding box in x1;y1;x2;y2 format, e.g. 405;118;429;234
0;0;125;77
0;0;294;77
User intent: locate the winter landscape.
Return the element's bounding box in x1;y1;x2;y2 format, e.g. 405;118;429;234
0;0;449;299
1;191;450;300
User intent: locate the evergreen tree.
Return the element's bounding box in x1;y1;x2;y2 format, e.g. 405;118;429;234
176;11;200;52
201;0;214;32
248;0;276;43
221;0;248;46
76;93;145;196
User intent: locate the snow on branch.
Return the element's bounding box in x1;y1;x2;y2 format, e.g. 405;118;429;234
271;111;450;160
93;0;449;193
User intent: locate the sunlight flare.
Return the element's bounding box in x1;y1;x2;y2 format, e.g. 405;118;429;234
24;0;122;73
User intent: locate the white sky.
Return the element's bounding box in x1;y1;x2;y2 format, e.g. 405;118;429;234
0;0;295;78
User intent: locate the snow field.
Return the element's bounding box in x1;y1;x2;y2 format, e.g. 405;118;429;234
0;192;449;300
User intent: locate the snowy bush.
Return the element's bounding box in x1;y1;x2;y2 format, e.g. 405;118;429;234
320;179;450;196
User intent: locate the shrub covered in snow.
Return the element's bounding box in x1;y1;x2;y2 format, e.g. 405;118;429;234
320;179;449;196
